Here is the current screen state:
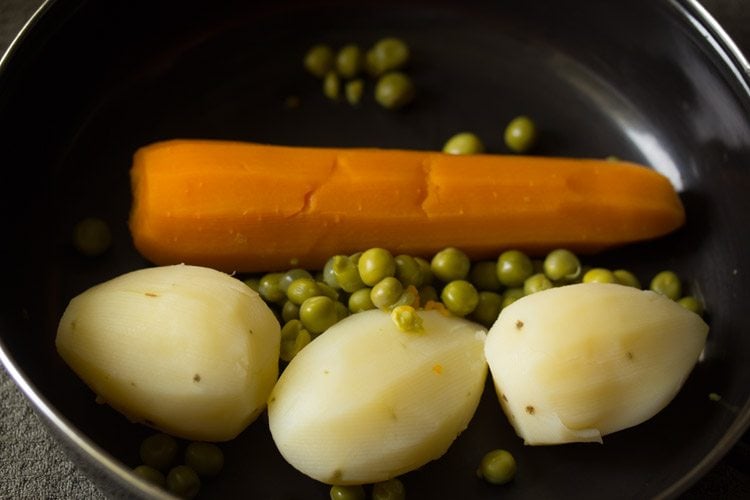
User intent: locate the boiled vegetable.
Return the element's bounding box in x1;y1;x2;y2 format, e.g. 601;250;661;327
129;140;685;272
267;309;487;485
485;283;709;445
56;264;280;441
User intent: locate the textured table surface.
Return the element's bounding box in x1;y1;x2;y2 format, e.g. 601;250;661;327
2;0;750;498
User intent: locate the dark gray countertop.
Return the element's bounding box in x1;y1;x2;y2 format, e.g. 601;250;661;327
1;0;749;498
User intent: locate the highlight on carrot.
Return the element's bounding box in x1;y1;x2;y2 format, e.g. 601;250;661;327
128;140;685;273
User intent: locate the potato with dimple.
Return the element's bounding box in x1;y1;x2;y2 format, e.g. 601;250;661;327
56;264;280;442
485;282;709;445
268;309;487;485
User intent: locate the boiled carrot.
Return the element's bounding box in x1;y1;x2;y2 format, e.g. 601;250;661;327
129;140;685;272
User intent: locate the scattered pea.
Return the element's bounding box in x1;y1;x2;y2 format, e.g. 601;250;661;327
415;257;433;285
496;250;534;287
441;280;479;316
395;254;423;287
372;477;406;500
613;269;641;288
678;295;703;315
359;247;397;285
502;287;525;308
477;449;516;485
470;260;502;291
543;249;581;282
442;132;485;155
243;278;260;293
139;433;179;471
323;71;340;100
73;217;112;257
279;268;314;293
524;273;553;295
286;277;323;305
366;37;410;76
330;484;366;500
650;270;682;300
431;247;471;282
300;296;339;335
374;71;415;110
371;277;404;310
470;291;503;328
331;255;366;292
348;287;376;313
280;320;312;362
166;465;201;499
258;273;286;304
504;115;537;153
583;268;617;284
345;79;364;105
184;442;224;477
304;44;334;78
281;300;301;322
336;44;363;79
419;285;439;304
133;465;166;487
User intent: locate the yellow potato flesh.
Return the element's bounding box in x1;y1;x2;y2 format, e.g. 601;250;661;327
56;264;280;442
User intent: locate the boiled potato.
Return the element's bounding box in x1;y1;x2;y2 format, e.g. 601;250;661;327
268;309;487;485
485;282;709;445
56;264;280;441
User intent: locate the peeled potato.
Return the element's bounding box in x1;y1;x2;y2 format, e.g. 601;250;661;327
485;282;709;445
268;309;487;485
56;264;280;442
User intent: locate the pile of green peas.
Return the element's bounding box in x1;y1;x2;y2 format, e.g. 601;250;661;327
303;37;415;110
330;477;406;500
246;246;704;362
132;432;224;499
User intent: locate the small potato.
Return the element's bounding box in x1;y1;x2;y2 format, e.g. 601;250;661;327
485;283;709;445
268;309;487;485
56;264;280;442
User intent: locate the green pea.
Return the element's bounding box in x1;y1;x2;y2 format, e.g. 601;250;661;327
371;277;404;310
496;250;534;287
332;255;366;292
166;465;201;499
504;115;537;153
391;284;420;309
336;44;363;79
286;277;322;305
502;287;525;308
304;44;334;78
281;300;300;323
543;249;581;282
431;247;471;282
258;272;286;304
299;296;339;335
441;280;479;316
184;442;224;477
650;270;682;300
374;72;415;110
133;465;166;487
323;71;340;100
280;268;314;293
395;254;423;287
442;132;485;155
330;484;366;500
73;217;112;257
469;291;503;328
139;433;178;471
316;281;340;301
348;287;376;313
358;247;396;286
415;257;433;285
280;320;312;362
366;37;409;76
678;296;703;315
524;273;554;295
243;277;260;293
322;256;341;289
345;79;364;105
372;477;406;500
335;301;350;321
470;260;502;291
419;285;439;304
613;269;641;288
583;268;617;284
477;449;516;485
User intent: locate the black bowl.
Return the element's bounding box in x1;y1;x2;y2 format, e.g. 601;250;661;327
1;0;749;498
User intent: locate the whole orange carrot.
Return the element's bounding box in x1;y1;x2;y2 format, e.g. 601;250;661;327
129;140;685;272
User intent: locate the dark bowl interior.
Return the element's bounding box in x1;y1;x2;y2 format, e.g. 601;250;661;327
1;0;750;498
